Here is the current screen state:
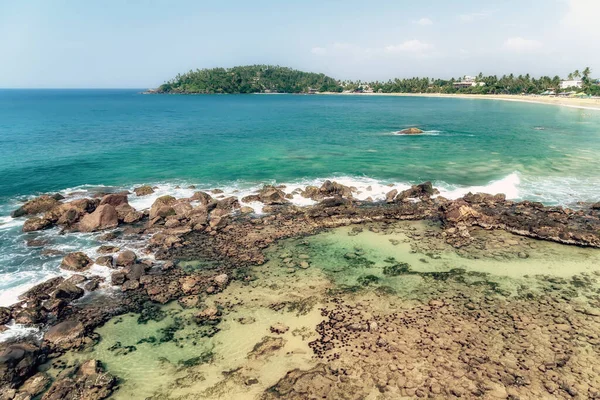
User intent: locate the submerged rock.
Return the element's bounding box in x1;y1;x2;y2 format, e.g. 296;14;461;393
41;359;116;400
248;336;286;359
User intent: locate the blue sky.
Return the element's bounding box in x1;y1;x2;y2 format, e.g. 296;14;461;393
0;0;598;88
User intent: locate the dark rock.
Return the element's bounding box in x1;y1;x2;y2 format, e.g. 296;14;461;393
95;256;113;268
0;342;44;388
111;272;126;285
53;282;84;302
0;307;11;325
44;319;85;350
19;277;65;302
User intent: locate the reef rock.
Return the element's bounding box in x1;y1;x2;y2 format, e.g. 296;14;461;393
41;359;116;400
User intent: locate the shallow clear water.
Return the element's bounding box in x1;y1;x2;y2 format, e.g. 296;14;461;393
1;90;600;308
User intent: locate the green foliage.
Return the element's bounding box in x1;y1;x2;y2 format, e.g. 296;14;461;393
158;65;599;96
157;65;342;94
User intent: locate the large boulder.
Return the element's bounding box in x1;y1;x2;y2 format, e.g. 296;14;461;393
78;204;118;232
133;185;154;196
45;199;100;225
52;282;84;302
215;197;240;211
0;342;44;388
190;191;214;206
149;196;177;219
99;193;129;208
115;250;137;267
19;372;51;397
44;319;85;350
61;252;93;272
394;181;438;202
22;217;52;232
11;195;61;218
257;186;288;205
19;277;65;302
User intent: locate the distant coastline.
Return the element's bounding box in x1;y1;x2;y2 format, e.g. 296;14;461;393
318;92;600;111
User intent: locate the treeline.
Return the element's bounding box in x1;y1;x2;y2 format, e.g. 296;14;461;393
345;68;599;95
156;65;599;95
156;65;342;94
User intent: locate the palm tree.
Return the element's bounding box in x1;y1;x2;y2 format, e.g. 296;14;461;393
573;70;581;78
583;67;591;79
568;73;574;80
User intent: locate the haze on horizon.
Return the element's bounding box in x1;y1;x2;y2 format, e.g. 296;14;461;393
0;0;598;88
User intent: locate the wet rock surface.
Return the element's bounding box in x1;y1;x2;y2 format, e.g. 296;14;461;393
4;182;600;399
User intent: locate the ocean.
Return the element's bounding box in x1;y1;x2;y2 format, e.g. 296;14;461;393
1;89;599;310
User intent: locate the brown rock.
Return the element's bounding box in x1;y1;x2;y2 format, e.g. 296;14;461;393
19;372;51;397
133;185;154;196
22;217;52;232
11;195;60;218
78;204;118;232
99;193;128;208
397;127;423;134
115;250;137;267
60;252;92;272
44;319;85;350
95;255;113;268
149;196;176;219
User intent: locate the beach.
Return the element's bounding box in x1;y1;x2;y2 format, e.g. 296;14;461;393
323;92;600;111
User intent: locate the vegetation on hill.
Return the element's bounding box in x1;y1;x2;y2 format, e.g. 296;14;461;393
156;65;342;94
155;65;599;96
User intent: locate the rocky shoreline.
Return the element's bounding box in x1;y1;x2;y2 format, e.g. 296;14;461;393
1;180;600;399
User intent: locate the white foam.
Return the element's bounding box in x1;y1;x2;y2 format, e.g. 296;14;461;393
0;323;42;343
436;173;521;200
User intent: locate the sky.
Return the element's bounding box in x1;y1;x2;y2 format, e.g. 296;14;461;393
0;0;599;88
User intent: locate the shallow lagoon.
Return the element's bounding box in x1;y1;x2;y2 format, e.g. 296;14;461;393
49;221;600;399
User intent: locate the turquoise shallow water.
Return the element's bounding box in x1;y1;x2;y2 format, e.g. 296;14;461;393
0;89;599;313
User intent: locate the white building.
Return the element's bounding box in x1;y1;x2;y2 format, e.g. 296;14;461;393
560;79;583;89
453;75;485;89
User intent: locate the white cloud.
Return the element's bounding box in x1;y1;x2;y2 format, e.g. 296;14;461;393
503;37;543;53
311;47;327;55
458;11;492;23
414;17;433;26
385;40;433;53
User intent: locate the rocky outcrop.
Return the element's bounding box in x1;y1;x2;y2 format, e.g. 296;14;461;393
149;196;177;220
0;342;45;389
22;217;53;232
397;127;423;134
133;185;154;196
115;250;137;267
11;195;61;218
78;204;119;232
44;319;85;351
60;252;93;272
41;359;116;400
242;185;288;205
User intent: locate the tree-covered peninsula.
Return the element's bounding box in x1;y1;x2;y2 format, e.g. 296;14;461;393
155;65;342;94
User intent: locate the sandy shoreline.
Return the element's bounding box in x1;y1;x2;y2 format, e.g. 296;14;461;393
321;92;600;111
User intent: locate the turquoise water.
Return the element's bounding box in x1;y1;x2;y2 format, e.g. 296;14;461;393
1;89;600;312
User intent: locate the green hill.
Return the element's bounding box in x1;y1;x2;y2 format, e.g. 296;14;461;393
156;65;342;94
